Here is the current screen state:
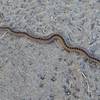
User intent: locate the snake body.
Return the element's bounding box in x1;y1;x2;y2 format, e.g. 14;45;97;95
0;26;100;63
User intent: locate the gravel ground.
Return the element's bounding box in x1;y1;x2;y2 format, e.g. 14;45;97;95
0;0;100;100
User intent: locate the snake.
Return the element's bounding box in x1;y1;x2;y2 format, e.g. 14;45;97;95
0;26;100;63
